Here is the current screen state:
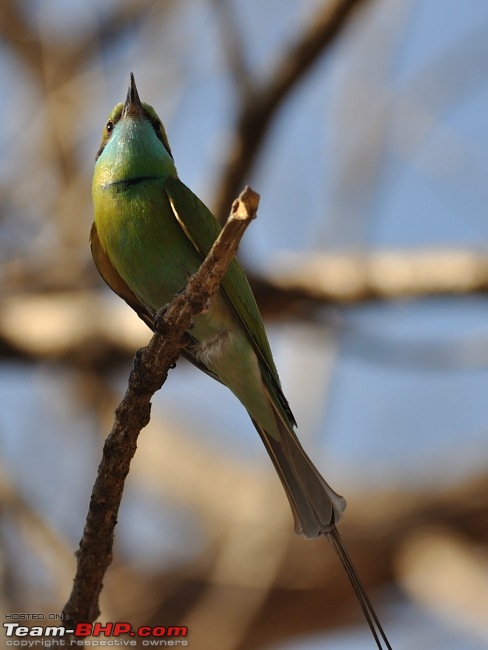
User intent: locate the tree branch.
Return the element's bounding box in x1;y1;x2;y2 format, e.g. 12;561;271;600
5;248;488;361
264;248;488;302
212;0;372;223
61;186;259;627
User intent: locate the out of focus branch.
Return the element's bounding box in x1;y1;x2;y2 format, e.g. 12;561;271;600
3;247;488;364
212;0;253;100
262;248;488;303
213;0;372;222
61;187;259;627
0;0;165;82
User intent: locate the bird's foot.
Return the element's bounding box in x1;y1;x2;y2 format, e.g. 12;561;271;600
199;298;212;316
153;304;171;334
178;331;194;349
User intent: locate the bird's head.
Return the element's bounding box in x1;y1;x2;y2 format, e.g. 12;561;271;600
94;73;175;185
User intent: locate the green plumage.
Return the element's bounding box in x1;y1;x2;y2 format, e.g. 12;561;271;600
90;74;394;650
91;74;346;538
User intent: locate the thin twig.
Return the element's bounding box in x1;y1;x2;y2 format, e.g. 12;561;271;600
61;186;260;627
212;0;253;101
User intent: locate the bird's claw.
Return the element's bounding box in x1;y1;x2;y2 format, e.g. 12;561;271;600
154;304;175;334
200;298;211;316
179;332;194;349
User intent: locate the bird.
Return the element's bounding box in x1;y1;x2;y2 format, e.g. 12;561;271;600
91;73;392;649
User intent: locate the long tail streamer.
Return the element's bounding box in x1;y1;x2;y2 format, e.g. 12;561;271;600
327;528;393;650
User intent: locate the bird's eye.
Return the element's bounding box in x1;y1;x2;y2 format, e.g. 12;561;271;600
106;121;114;133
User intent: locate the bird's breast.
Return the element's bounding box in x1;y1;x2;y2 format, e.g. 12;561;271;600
93;178;209;312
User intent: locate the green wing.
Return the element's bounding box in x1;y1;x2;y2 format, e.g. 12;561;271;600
90;220;222;382
164;176;296;426
90;222;155;329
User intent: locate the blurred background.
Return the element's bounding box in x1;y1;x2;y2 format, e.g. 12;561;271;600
1;0;488;648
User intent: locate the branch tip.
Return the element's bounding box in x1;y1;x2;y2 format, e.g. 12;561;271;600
232;186;260;222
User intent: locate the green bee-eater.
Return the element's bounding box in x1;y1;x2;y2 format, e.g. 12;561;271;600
91;74;391;649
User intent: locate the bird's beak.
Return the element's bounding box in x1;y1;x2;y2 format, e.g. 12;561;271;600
122;73;144;119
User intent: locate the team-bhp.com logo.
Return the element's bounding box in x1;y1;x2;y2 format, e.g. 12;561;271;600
3;621;189;646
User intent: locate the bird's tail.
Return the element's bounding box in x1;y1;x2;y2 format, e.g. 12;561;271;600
327;528;393;650
251;415;346;538
253;416;393;649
